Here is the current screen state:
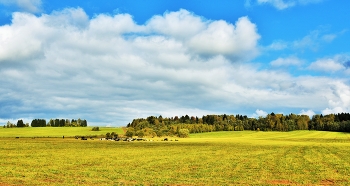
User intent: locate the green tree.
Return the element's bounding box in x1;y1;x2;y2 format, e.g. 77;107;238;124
178;129;189;138
16;120;24;127
136;130;144;138
91;127;100;131
125;130;134;138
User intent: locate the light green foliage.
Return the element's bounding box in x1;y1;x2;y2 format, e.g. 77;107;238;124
1;131;350;185
178;128;189;138
136;130;144;138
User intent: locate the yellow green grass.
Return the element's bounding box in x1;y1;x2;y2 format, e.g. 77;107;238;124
0;127;124;138
1;130;350;185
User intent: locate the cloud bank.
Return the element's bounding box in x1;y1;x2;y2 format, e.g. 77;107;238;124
0;8;349;125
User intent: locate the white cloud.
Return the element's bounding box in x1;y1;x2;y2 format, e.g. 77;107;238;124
251;109;268;118
0;8;261;125
147;10;261;60
270;56;303;67
0;8;349;126
146;9;206;39
265;30;342;53
322;34;337;42
293;30;321;51
0;0;42;13
299;109;315;118
188;17;260;60
266;40;288;50
308;55;350;73
257;0;296;9
322;107;347;115
256;0;323;10
321;81;350;115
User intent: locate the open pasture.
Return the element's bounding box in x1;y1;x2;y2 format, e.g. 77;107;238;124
1;131;350;185
0;127;124;138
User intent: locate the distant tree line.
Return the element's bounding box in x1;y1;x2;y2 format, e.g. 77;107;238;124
126;113;350;137
31;118;87;127
3;118;88;128
3;120;30;128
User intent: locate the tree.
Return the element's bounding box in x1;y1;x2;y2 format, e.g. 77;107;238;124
178;129;189;138
105;132;111;139
59;119;65;127
136;130;144;138
91;127;100;131
125;130;134;138
17;120;24;127
54;119;60;127
81;120;87;127
65;119;71;127
111;132;118;138
7;121;14;128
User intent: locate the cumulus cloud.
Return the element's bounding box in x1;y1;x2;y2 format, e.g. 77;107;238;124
0;8;349;125
0;0;42;13
299;109;315;118
251;109;268;118
147;10;260;60
0;8;261;125
308;55;350;73
321;81;350;115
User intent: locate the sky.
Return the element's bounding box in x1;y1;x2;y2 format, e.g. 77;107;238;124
0;0;350;126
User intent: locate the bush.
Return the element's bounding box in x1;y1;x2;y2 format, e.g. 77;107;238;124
178;129;189;138
156;130;163;137
136;130;144;138
125;130;134;138
111;132;118;138
92;127;100;131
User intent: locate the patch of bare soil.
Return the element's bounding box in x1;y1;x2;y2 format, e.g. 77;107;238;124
267;180;294;185
319;179;335;185
0;183;20;186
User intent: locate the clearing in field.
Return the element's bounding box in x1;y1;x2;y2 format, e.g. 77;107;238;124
1;130;350;185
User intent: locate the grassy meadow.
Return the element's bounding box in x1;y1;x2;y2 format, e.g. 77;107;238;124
1;129;350;185
0;127;124;138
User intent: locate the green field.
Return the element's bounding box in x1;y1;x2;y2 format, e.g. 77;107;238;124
0;127;124;138
1;130;350;185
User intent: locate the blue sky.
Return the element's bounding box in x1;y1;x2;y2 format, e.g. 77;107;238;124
0;0;349;126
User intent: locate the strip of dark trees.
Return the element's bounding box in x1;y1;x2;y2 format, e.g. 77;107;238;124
31;118;87;127
4;118;88;128
126;113;350;137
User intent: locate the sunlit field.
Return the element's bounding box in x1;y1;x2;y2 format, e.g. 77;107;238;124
0;127;124;138
1;130;350;185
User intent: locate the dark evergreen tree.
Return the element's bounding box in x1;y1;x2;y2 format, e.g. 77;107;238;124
16;120;24;127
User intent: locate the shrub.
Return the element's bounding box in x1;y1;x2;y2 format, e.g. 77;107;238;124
136;130;144;138
92;127;100;131
125;130;134;138
178;129;189;138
